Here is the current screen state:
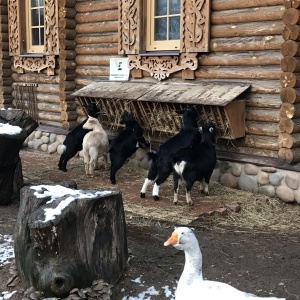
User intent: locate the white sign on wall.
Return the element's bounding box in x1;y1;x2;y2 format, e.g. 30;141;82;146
109;57;129;81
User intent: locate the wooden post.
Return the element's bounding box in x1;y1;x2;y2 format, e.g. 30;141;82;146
14;186;128;298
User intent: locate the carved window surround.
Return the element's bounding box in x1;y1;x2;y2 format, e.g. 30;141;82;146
128;53;198;81
8;0;58;75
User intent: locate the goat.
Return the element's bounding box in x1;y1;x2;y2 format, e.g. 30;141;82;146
82;116;109;176
172;123;216;206
109;110;149;184
58;103;100;172
140;106;201;201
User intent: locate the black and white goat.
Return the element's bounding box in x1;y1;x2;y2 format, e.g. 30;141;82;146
58;103;100;172
140;107;201;201
172;123;216;206
109;110;149;184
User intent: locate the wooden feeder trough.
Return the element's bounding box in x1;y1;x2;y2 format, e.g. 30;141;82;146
73;81;250;139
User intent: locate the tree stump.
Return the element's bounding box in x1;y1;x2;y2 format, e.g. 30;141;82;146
0;109;38;205
14;185;128;298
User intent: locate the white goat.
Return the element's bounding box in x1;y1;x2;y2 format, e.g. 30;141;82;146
82;116;109;176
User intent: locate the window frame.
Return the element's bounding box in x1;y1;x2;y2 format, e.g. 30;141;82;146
146;0;181;52
26;0;45;54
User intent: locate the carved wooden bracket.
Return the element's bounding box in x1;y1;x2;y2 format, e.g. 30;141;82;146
14;56;55;74
128;53;198;81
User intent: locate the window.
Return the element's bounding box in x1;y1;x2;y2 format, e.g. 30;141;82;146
26;0;45;53
146;0;181;51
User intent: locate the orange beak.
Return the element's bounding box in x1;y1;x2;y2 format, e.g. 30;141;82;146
164;231;178;246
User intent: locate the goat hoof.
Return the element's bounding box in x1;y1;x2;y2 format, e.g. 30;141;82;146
140;193;145;198
153;196;159;201
111;180;116;185
173;201;178;205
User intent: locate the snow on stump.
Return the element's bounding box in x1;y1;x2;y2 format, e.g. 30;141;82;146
0;109;38;205
14;185;128;298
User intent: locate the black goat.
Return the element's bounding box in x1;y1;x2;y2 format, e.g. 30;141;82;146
140;107;201;201
172;123;216;206
109;110;149;184
58;103;100;172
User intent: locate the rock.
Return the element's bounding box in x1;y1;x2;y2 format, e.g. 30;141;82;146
238;172;258;193
261;167;277;173
57;144;66;155
48;141;60;154
49;133;57;144
258;185;275;197
231;163;242;177
210;168;221;182
244;163;258;175
220;173;238;188
34;131;42;139
23;140;28;147
56;134;66;144
285;172;300;190
135;148;147;161
32;139;43;150
40;144;48;152
219;161;232;173
257;171;269;185
41;136;49;144
276;186;295;203
269;172;284;186
294;190;300;204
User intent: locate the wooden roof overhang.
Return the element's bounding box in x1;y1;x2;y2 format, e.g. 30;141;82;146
73;81;251;139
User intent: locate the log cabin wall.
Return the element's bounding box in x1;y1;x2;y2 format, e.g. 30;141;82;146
0;0;13;108
7;0;77;130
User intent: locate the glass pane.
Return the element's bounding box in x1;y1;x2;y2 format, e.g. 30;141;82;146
31;9;39;26
155;0;167;16
169;16;180;40
31;0;39;7
40;8;44;26
170;0;180;14
32;28;39;45
40;28;44;45
154;18;167;41
39;0;44;5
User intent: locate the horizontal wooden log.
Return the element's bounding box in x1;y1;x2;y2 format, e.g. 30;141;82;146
246;121;279;136
2;86;13;95
280;102;300;118
210;35;284;52
199;51;281;66
231;134;279;150
76;44;118;55
278;132;300;148
60;29;76;41
280;72;300;88
63;120;79;130
281;87;300;103
211;21;284;38
278;147;300;163
211;6;284;25
59;18;76;29
281;40;300;56
212;0;284;10
283;8;300;25
75;0;118;13
59;50;76;60
282;24;300;41
76;33;119;45
59;7;76;19
59;81;76;91
58;0;75;8
62;40;76;50
38;111;62;122
61;101;77;112
76;66;109;76
245;93;281;108
37;102;61;113
246;107;280;122
195;66;281;80
76;10;117;24
36;84;59;94
39;120;63;127
284;0;300;8
76;21;118;34
36;93;60;103
61;111;78;121
59;71;77;81
75;55;110;66
281;56;300;72
59;59;76;70
12;73;59;84
278;117;300;133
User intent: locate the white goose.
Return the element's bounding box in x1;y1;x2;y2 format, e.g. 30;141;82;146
164;227;285;300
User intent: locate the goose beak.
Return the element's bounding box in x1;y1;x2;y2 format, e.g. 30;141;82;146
164;232;178;246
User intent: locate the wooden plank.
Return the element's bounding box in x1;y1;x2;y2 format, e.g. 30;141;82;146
138;82;250;105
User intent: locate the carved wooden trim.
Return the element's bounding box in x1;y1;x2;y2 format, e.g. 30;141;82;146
8;0;58;73
118;0;140;54
8;0;20;56
128;53;198;81
181;0;210;52
14;56;55;74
